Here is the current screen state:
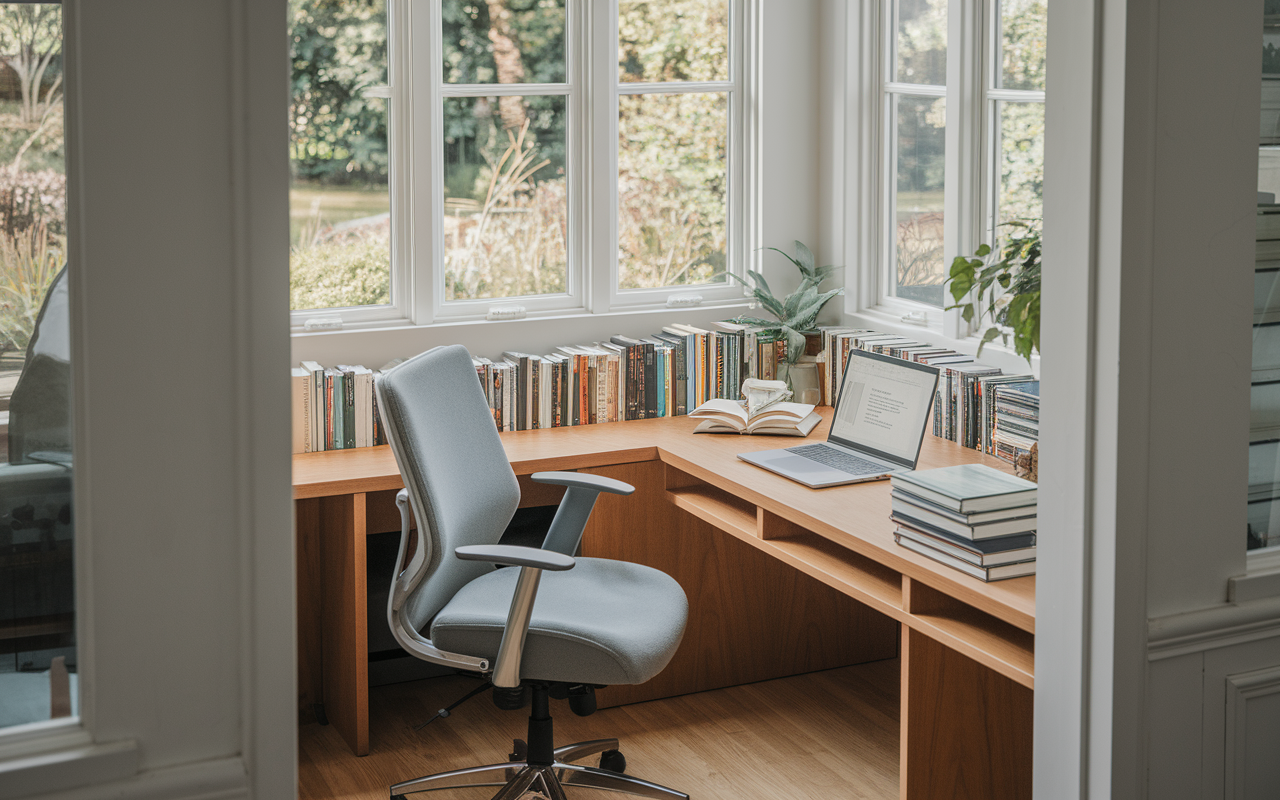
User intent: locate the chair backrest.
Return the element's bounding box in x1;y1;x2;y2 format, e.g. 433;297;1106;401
376;345;520;631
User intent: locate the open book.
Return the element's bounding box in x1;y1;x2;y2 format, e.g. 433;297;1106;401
689;398;821;437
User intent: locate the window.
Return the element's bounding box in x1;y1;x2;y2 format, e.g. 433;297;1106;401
289;0;756;328
873;0;1045;338
0;2;75;732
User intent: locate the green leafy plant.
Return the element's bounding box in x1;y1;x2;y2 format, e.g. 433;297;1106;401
947;220;1041;362
729;240;843;363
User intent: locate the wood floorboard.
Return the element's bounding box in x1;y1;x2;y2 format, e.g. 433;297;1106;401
298;660;900;800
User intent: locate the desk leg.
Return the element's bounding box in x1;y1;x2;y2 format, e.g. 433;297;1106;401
900;626;1032;800
319;492;369;756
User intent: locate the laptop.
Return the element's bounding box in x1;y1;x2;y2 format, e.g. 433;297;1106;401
738;349;940;488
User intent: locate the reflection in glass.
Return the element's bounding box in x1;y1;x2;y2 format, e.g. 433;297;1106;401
894;96;946;307
288;0;391;311
443;96;568;301
0;2;75;730
1000;0;1047;91
618;0;729;83
617;92;727;291
997;101;1045;232
442;0;566;85
895;0;946;86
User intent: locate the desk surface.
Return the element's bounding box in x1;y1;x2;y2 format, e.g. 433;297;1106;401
294;409;1034;637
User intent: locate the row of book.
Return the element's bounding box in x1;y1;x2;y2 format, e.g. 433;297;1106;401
290;322;1043;457
290;360;401;454
817;328;1040;464
463;325;788;433
288;322;788;452
889;464;1038;582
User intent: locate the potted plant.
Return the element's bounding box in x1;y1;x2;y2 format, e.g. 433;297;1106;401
946;219;1041;363
728;240;844;388
949;219;1041;480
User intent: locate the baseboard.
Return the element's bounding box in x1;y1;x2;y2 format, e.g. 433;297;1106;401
13;757;248;800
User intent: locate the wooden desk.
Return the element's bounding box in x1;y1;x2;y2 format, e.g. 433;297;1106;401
294;410;1034;800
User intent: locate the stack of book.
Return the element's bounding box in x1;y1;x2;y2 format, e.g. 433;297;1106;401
888;464;1038;582
992;380;1040;465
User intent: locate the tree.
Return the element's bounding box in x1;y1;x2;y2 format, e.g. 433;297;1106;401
0;5;61;127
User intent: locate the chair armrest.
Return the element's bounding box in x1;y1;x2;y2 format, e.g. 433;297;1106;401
531;471;635;495
454;544;574;690
454;544;575;571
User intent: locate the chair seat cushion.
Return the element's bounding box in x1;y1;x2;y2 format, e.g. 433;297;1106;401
430;558;688;687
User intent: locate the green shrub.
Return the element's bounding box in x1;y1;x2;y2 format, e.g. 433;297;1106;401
289;230;390;311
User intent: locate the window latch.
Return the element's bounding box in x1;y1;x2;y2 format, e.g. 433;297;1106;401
303;314;344;332
486;305;527;321
665;294;704;308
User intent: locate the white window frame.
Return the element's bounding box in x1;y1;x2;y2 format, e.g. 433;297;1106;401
290;0;760;332
849;0;1044;363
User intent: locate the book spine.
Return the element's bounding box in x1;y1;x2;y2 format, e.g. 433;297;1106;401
372;379;383;446
342;372;355;449
644;342;656;418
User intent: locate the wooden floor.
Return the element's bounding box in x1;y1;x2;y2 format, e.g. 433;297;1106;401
299;660;900;800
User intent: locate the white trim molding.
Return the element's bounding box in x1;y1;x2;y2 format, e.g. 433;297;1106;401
1148;596;1280;661
1224;665;1280;800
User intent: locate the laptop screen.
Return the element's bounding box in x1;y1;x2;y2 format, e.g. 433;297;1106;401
829;349;940;468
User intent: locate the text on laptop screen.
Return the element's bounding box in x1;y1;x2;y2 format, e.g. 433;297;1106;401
830;354;936;463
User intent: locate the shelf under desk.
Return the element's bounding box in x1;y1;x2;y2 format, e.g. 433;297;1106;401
293;408;1034;800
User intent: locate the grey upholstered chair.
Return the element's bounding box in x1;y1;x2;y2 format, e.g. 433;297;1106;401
375;344;690;800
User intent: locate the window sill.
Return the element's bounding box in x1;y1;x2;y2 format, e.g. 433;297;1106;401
290;300;756;367
0;724;138;800
1230;547;1280;603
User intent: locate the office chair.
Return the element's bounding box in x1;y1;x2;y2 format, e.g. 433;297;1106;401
375;345;690;800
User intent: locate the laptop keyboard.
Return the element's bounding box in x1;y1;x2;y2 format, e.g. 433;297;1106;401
786;444;887;475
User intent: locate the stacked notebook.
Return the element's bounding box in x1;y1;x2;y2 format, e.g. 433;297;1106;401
889;464;1038;582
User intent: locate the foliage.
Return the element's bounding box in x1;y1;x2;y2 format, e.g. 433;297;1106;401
0;167;64;236
729;241;844;364
290;221;390;311
444;118;567;300
0;221;62;355
947;220;1041;362
289;0;389;185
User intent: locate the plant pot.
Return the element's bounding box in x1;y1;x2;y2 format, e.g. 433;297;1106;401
781;360;821;405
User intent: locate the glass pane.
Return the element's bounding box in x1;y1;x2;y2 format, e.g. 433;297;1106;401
442;0;566;85
0;2;76;730
999;0;1047;91
443;95;568;301
996;101;1045;232
618;0;729;84
893;95;946;306
617;92;727;291
289;0;391;311
895;0;947;86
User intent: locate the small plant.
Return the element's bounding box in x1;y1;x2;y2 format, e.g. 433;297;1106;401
0;221;62;354
947;220;1041;363
729;240;843;364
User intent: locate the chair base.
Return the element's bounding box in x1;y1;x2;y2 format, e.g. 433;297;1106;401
390;738;689;800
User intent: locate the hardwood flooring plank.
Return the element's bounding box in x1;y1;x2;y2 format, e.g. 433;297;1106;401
299;662;899;800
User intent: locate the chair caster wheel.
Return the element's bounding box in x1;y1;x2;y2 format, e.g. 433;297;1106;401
599;749;626;774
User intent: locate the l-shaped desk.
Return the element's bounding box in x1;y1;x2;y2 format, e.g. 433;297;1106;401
293;408;1034;800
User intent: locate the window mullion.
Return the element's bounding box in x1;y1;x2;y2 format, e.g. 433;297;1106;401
588;0;614;313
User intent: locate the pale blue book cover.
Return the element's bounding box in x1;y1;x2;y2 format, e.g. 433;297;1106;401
893;463;1036;500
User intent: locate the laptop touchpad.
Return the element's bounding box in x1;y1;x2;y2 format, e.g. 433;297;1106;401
769;455;836;473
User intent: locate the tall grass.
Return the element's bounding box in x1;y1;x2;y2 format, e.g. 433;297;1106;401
0;221;63;354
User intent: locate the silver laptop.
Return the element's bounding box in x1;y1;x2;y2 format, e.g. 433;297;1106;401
738;349;940;488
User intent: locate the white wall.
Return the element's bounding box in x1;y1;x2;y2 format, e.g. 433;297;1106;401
291;0;826;368
2;2;295;798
